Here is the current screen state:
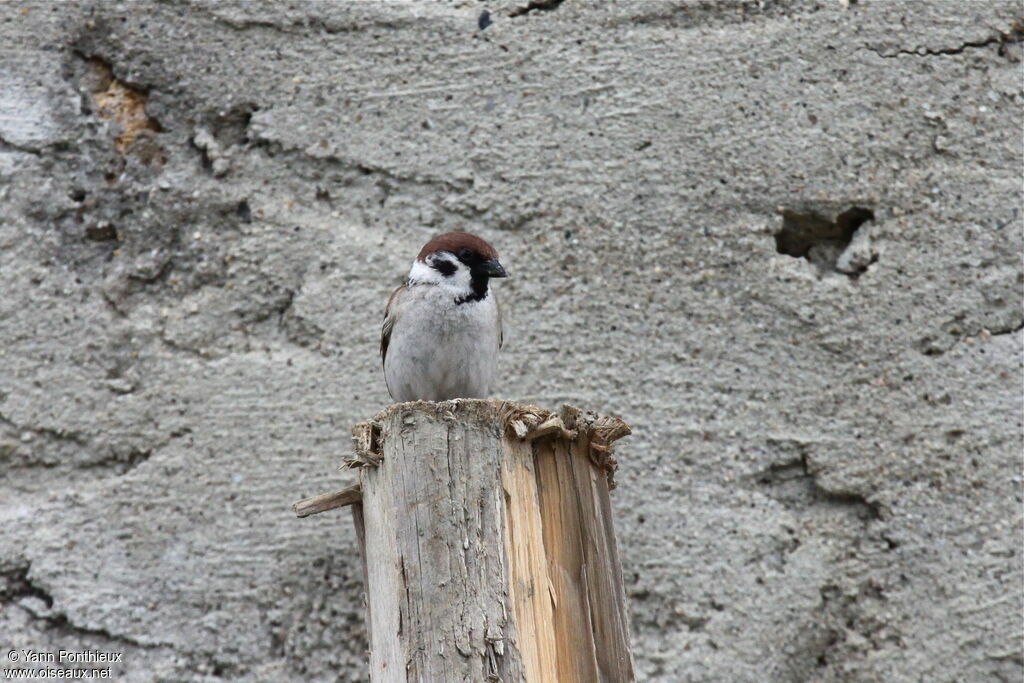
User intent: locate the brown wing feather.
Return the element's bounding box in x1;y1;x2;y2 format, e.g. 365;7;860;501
380;285;406;365
380;285;407;401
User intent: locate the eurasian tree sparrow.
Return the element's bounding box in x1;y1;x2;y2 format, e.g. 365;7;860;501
381;232;508;402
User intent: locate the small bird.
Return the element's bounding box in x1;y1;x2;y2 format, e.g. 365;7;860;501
381;232;508;402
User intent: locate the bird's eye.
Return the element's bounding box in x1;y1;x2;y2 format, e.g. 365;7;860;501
458;248;473;261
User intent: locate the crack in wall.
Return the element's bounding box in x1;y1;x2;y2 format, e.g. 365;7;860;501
509;0;565;18
0;135;44;156
865;21;1024;59
194;6;416;36
0;412;166;476
991;321;1024;336
918;317;1024;357
607;0;806;29
0;414;88;448
1;563;54;609
248;135;473;197
1;562;168;650
752;453;882;522
237;131;526;230
75;448;154;474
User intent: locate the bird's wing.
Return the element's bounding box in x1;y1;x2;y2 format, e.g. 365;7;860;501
381;285;407;401
380;284;406;366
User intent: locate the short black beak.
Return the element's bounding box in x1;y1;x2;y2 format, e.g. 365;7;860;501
480;259;508;278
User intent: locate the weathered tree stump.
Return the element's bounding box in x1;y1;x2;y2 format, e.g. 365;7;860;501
295;399;634;682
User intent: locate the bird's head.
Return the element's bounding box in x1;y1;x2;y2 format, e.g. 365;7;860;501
408;232;508;301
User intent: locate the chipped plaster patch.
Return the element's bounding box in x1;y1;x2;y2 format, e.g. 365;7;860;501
87;59;163;161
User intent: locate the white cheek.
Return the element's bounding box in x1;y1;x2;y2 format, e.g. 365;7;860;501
407;257;472;293
445;264;472;291
408;260;438;284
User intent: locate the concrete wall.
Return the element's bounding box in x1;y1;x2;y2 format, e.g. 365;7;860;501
1;1;1021;680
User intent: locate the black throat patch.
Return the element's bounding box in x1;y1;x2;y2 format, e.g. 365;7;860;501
455;274;489;305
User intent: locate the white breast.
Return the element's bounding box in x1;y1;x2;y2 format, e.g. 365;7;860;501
384;286;501;402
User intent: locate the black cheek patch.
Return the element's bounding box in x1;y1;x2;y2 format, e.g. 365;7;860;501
433;260;457;276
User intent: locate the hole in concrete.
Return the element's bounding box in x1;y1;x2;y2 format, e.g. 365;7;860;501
85;222;118;242
86;58;162;154
235;199;252;223
211;102;258;147
774;206;876;276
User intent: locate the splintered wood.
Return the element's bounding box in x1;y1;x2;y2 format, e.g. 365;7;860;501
346;399;634;682
292;485;362;518
346;421;382;467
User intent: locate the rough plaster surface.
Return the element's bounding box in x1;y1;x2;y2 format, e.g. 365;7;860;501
1;0;1021;680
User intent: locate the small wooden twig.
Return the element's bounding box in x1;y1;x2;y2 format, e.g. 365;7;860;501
345;421;383;468
591;415;632;445
352;421;379;455
342;452;383;469
508;418;532;439
522;415;577;442
293;484;362;518
588;415;631;490
500;402;550;439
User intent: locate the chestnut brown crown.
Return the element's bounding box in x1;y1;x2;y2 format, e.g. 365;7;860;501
417;232;499;262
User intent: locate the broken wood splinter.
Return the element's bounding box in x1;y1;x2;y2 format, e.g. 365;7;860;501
293;484;362;518
522;414;577;441
344;421;384;468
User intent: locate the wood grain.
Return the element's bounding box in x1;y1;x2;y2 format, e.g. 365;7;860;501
353;399;633;682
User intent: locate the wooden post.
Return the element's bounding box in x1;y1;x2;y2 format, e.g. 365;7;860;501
296;399;635;682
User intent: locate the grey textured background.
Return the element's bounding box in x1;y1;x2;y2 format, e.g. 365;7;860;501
1;1;1022;680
